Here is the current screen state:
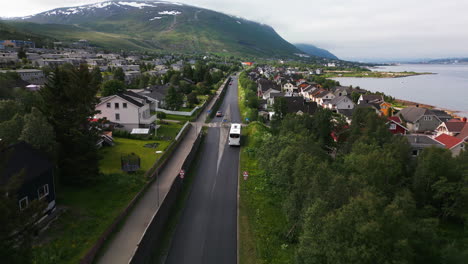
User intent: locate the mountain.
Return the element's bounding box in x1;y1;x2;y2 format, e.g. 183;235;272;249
11;0;308;58
294;43;338;60
0;20;56;46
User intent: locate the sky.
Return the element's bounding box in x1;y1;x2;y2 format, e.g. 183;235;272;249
2;0;468;60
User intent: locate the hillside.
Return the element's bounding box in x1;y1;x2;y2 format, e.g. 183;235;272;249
294;43;338;60
12;1;306;58
0;20;56;47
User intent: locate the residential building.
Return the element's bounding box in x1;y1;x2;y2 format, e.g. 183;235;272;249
326;95;355;110
379;102;393;116
387;116;408;135
436;118;467;136
283;97;317;115
434;134;465;156
0;69;45;84
404;134;445;156
396;107;443;133
357;94;384;105
0;40;35;48
95;91;156;131
0;142;56;220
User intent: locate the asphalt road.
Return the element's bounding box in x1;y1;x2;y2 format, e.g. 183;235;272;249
164;75;241;264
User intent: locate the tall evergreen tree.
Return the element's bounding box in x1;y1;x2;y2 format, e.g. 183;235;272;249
39;65;100;185
165;86;184;110
113;67;125;82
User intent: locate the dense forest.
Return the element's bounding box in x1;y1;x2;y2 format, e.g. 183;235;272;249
244;108;468;263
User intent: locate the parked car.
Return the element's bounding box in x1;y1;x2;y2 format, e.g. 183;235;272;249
216;111;223;117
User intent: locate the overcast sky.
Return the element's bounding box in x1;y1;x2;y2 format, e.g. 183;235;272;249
2;0;468;60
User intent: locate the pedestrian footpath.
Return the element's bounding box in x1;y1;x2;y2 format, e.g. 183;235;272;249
97;80;227;264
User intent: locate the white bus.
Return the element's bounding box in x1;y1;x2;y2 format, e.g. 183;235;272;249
229;123;241;146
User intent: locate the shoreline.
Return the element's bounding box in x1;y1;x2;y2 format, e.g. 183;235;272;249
394;99;464;118
325;71;434;78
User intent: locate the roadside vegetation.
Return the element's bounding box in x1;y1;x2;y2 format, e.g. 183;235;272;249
238;71;259;122
239;108;468;263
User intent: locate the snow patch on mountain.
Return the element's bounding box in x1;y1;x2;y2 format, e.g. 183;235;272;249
149;16;164;21
118;2;158;9
158;11;181;15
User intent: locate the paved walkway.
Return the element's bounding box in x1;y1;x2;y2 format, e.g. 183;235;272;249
97;81;227;264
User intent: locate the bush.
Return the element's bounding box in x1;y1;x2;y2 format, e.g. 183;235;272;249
157;112;167;119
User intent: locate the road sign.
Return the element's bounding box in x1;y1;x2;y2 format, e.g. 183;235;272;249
179;169;185;179
243;171;248;180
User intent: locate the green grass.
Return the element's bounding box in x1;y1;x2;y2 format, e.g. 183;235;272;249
239;123;295;264
157;122;184;139
159;114;192;122
99;137;171;174
32;173;147;264
238;79;250;123
32;124;185;263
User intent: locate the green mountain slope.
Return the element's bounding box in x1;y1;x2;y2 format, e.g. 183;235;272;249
0;20;56;47
13;1;305;57
295;43;338;60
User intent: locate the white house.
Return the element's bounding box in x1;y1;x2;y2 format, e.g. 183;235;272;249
95;91;156;131
282;82;297;93
314;90;335;106
326;96;355;110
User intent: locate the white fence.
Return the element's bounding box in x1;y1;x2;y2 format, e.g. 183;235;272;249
157;106;200;116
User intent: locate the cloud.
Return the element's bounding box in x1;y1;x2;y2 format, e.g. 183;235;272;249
2;0;468;59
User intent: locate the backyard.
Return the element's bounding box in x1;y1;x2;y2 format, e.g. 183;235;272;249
32;123;183;264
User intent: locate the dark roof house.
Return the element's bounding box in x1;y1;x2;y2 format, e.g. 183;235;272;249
0;142;56;216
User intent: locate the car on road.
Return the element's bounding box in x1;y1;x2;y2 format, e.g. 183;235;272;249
216;111;223;117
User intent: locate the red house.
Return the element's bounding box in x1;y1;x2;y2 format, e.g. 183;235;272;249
387;116;408;135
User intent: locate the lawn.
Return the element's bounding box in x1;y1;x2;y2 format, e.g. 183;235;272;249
99;137;171;174
159;114;192;122
156;122;184;139
32;173;147;264
32;124;184;263
239;123;295;264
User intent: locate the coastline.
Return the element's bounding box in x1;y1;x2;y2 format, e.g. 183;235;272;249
325;71;434;78
394;98;463;118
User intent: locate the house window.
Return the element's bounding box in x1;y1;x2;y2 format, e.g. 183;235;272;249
38;184;49;200
115;113;120;120
19;196;28;210
390;123;397;130
423;116;432;121
123;103;127;108
115;103;119;109
106;103;111;108
412;150;419;156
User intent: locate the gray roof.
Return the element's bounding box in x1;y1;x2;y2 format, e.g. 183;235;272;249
431;109;452;122
397;107;435;123
329;95;352;105
315;90;332;98
284;97;317;115
116;93;144;108
360;94;384;102
337;108;355;118
404;134;445;148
